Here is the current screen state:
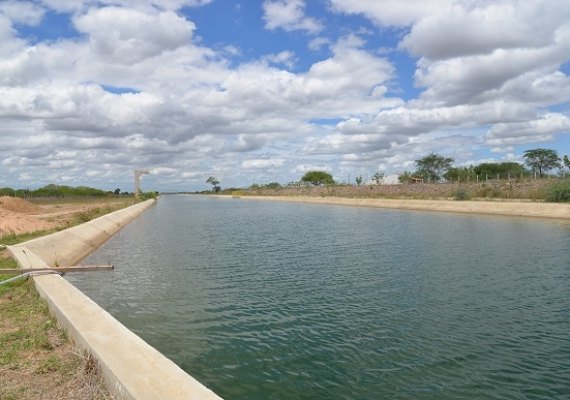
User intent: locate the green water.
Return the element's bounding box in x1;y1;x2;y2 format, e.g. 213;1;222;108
68;195;570;399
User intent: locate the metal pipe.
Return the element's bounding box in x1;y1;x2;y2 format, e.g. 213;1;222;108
0;270;61;286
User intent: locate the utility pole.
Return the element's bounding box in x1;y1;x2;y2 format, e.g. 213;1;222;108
134;169;150;199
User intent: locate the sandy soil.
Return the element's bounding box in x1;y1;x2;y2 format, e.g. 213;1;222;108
0;196;133;237
0;197;55;236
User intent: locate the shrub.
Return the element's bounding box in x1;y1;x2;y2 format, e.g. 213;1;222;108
453;188;470;201
545;179;570;202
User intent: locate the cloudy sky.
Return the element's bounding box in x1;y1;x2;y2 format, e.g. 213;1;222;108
1;0;569;191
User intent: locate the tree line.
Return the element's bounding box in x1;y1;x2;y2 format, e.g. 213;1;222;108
0;184;123;198
401;148;568;183
205;148;568;191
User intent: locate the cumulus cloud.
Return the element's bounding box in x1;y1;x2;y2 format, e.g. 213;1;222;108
486;113;570;147
263;0;323;34
74;7;195;64
39;0;211;13
329;0;453;26
242;159;285;170
0;1;568;190
0;1;45;26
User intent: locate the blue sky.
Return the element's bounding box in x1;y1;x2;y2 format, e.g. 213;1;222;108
1;0;569;191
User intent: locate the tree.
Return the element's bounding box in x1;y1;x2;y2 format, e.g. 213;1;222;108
398;171;414;183
355;176;363;185
114;188;121;195
473;162;528;179
444;166;477;182
301;170;335;186
372;172;384;185
563;155;570;171
206;176;221;192
523;148;560;178
414;153;455;182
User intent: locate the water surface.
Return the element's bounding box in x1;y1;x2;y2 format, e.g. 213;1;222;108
68;195;570;399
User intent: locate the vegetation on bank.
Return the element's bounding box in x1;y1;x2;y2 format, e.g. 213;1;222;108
0;276;111;399
0;184;112;198
203;147;569;202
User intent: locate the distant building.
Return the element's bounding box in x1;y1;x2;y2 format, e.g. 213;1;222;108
382;174;401;184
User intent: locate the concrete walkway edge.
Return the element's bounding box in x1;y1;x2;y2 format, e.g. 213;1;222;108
242;196;570;219
8;199;223;400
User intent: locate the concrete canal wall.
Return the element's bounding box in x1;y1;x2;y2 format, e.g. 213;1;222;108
8;199;222;400
244;196;570;220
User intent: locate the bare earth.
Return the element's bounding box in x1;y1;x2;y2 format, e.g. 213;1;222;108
0;196;132;237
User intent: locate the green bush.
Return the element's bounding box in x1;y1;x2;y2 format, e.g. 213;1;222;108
453;188;470;201
545;179;570;202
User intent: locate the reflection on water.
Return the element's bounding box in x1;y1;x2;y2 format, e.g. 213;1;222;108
68;195;570;399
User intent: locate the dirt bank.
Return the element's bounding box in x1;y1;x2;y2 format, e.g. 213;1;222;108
0;196;134;237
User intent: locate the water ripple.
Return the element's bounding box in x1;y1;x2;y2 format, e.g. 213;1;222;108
69;196;570;400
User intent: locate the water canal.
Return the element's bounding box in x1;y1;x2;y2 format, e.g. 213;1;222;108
67;195;570;399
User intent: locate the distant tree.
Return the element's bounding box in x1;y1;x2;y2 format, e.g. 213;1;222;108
473;162;528;179
372;172;384;185
206;176;221;192
414;153;455;182
301;170;335;186
398;171;414;183
563;155;570;171
355;176;363;185
114;188;121;195
523;148;560;178
287;181;301;188
263;182;282;189
444;166;477;182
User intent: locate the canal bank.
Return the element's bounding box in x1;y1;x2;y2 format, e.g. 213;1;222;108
8;199;222;400
242;196;570;220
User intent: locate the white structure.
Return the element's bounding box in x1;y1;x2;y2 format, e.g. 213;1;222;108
382;174;401;184
134;169;150;199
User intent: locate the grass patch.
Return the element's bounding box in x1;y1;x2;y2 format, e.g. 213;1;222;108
0;230;59;246
0;279;112;399
545;179;570;202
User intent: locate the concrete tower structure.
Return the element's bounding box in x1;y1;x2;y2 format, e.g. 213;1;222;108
134;169;150;199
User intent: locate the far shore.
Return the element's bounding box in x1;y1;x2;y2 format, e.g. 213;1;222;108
239;195;570;220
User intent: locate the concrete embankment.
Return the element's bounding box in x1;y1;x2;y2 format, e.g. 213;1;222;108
243;196;570;220
8;199;222;400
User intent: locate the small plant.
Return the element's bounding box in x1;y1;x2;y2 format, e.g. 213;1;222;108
545;179;570;202
453;188;470;201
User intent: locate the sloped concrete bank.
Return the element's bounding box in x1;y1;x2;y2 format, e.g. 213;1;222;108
243;196;570;220
8;199;222;400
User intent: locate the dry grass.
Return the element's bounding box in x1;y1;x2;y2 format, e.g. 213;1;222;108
0;278;113;400
243;179;556;201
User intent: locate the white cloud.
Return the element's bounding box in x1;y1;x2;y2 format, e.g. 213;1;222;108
39;0;212;13
242;159;285;170
261;50;297;69
263;0;323;34
0;1;45;26
308;37;331;51
400;2;569;60
73;7;195;64
486;113;570;147
329;0;453;26
1;1;569;190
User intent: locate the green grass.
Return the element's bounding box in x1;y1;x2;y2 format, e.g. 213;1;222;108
0;230;59;246
545;179;570;202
